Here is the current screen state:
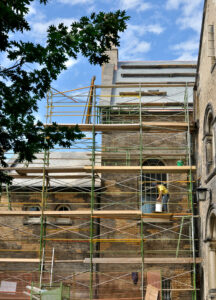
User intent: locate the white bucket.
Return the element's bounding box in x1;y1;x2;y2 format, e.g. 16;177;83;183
155;202;162;212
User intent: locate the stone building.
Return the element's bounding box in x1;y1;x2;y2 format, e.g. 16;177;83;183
99;50;198;299
194;0;216;299
0;53;199;299
0;31;205;300
0;152;101;299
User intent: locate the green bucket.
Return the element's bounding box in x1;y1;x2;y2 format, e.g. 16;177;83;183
177;160;184;166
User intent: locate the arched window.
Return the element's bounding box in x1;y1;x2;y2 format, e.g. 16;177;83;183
55;205;72;225
204;105;215;175
23;205;41;225
56;205;70;211
142;159;167;213
207;210;216;296
28;206;40;211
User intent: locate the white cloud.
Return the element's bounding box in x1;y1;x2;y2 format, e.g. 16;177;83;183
33;112;43;123
166;0;202;59
172;39;199;61
175;53;198;60
57;0;94;5
126;23;164;36
0;53;13;69
30;17;76;39
172;40;199;51
176;12;202;33
119;24;148;59
132;41;151;53
65;58;79;68
145;24;164;34
119;0;152;11
27;3;37;17
119;22;164;60
166;0;181;9
25;2;77;40
166;0;202;13
26;2;45;22
120;40;150;60
166;0;203;33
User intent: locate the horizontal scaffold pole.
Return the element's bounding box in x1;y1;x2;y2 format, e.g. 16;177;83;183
95;83;195;88
0;257;201;264
45;122;194;132
11;175;93;179
0;210;193;218
83;257;202;264
1;165;196;175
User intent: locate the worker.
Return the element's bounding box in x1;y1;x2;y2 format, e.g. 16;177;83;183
131;272;138;285
152;182;169;212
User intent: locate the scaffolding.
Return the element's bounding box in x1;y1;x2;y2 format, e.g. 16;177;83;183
0;81;199;299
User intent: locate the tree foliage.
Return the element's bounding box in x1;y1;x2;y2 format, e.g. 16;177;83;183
0;0;129;184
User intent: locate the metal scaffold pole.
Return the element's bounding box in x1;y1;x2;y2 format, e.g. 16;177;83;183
139;85;144;300
90;83;96;300
0;80;200;299
39;92;52;285
6;184;11;210
185;85;197;300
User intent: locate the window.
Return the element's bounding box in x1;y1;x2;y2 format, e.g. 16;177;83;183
28;206;40;211
162;278;171;300
23;206;41;225
208;25;216;68
56;205;70;211
204;105;215;175
207;211;216;296
55;205;72;225
142;159;167;213
208;25;215;57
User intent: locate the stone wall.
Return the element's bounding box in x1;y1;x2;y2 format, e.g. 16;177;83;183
98;108;196;299
195;0;216;299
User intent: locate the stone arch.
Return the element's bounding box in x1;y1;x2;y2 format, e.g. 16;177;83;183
204;103;214;136
55;204;71;211
205;204;216;294
203;103;215;174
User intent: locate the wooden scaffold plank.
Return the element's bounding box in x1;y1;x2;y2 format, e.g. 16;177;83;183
47;122;193;132
0;210;193;217
0;165;196;176
83;257;202;264
0;257;202;264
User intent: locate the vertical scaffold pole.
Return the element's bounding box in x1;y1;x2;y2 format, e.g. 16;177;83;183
90;83;96;300
6;184;11;210
39;149;48;282
39;247;45;288
185;85;197;300
139;85;144;300
50;247;55;287
39;92;51;283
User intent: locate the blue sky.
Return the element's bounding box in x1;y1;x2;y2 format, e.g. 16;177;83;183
2;0;204;123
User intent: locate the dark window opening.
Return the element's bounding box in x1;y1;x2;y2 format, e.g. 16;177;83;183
205;109;214;175
56;205;70;211
55;205;72;225
162;278;171;300
28;206;40;211
23;206;41;225
142;159;167;213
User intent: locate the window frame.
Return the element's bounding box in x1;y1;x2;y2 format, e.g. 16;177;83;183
55;204;73;225
203;104;215;177
23;205;41;225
